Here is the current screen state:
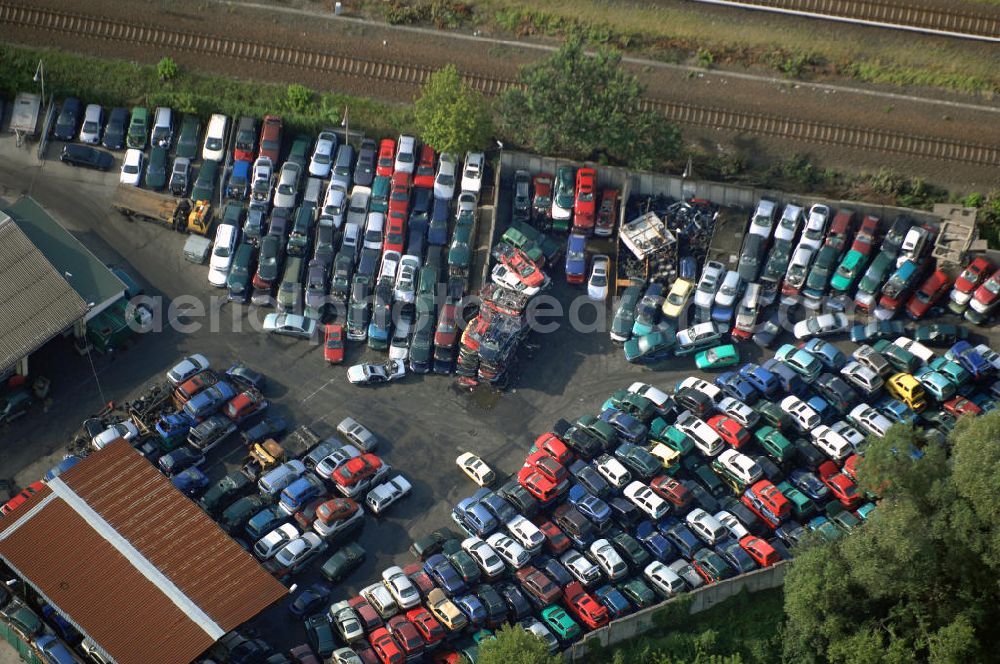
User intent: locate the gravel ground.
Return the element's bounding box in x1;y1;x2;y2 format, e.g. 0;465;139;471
5;0;1000;190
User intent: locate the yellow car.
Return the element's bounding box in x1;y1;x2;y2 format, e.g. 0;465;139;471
648;442;681;470
661;279;694;319
885;372;927;412
428;588;468;632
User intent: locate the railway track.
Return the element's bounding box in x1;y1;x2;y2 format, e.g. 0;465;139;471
2;1;998;167
690;0;1000;42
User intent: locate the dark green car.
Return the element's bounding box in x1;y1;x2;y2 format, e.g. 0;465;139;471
220;494;272;532
872;339;920;373
227;243;256;302
276;256;305;312
191;159;219;202
603;391;658;424
611;285;642;342
752;402;794;434
175;114;201;159
650;421;695;455
145;146;168;190
199;471;252;512
320;542;366;582
754;424;793;463
802;244;839;300
0;600;42;637
126;106;149;149
693;549;735;582
304;613;336;657
856;252;893;298
541;605;581;641
447;548;482;585
777;480;818;519
618;577;656;608
612;532;651;569
370;175;390;214
287;134;312;169
575;415;618;451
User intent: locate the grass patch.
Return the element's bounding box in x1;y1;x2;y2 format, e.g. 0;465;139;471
582;588;785;664
0;43;414;137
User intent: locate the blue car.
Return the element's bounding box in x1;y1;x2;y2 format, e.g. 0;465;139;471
34;635;79;664
452;494;499;538
541;557;574;587
800;338;847;370
568;484;611;525
407;213;428;258
971;392;997;412
679;256;698;281
715;371;759;404
479;491;518;524
738;363;780;397
289;582;331;617
171;467;210;496
245;505;289;541
565;233;587;285
715;538;758;574
428;198;450;245
598;409;648;444
183;380;238;420
947;340;991;380
874;395;918;425
806;395;834;423
424;554;467;596
595;584;633;619
663;520;701;559
762;359;809;395
44;455;82;481
155;412;195;440
635;520;676;561
456;594;488;626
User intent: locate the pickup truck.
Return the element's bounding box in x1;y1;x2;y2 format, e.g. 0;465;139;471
242;424;320;479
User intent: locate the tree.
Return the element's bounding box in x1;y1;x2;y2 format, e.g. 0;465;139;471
284;83;312;114
414;64;493;156
782;412;1000;663
476;624;562;664
497;35;681;170
156;57;178;82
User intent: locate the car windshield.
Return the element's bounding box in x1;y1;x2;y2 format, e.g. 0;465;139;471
986;278;1000;294
278;184;293;195
214;245;231;258
314;153;331;164
124;164;138;174
206;138;222;150
578;191;594;202
437;174;455;186
591;275;607;287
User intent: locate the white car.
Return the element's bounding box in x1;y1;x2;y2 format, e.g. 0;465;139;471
589;539;628;581
748;199;777;238
505;515;544;554
783;246;814;294
79;104;103;144
693;261;726;311
675;411;724;457
685;508;727;546
365;475;412;515
522;618;559;654
714;510;750;539
713;270;742;310
793;312;850;340
486;532;529;569
434;154;457;200
644;561;685;597
781;395;821;431
271;532;325;572
364;212;385;251
456;452;496;487
595;455;631;489
329;601;365;644
677;376;722;403
840;360;885;395
322;183;347;225
202;113;228;162
810;425;854;462
774;203;803;243
253;523;300;560
831;420;867;450
462;536;505;578
309;130;337;178
560;549;602;587
361;582;398;620
120;148;143;185
263;313;317;340
587;254;611;301
627;382;671;413
394;135;417;174
208;223;239;287
460;151;485;194
314;444;361;480
394;255;420;303
166;354;210;385
717;396;759;429
798;204;830;252
455;191;477;219
714;449;762;486
381;565;420;609
273;162;302;209
252;157;275;203
378;250;401;286
623;480;668;519
92;421;140;450
849;404;893;437
346;360;406;385
893;336;935;364
675;322;722;352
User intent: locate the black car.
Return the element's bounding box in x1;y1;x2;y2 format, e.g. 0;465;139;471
241;415;287;446
791;438;825;472
475;584;509;628
813;373;858;413
53;97;82;141
227;243;257;302
496;582;532;621
59;144;114;171
409;527;456;561
101;107;129;150
499;480;539;518
354;138;377;187
681;479;720;514
243;203;267;247
175;114;202;160
407;212;428;258
718;497;767;536
737;233;765;283
512;170;532;222
612;532;651;570
198;471;253;513
226;361;266;390
611;285;642;342
563;426;604;461
145;146;168;190
674;387;713;418
608;496;642;529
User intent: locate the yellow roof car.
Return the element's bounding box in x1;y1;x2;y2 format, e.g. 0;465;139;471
661;279;694;319
885;372;927;412
428;588;468;631
648;442;681;469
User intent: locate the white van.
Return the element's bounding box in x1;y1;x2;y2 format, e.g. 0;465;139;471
202;113;229;162
685;508;728;546
151;106;173;149
595;454;632;489
364;212;385;250
810;425;854;462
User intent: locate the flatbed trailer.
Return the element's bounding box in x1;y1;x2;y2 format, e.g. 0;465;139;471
111;185;188;230
10;92;41;145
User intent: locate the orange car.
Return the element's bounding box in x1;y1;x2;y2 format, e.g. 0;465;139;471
376;138;395;177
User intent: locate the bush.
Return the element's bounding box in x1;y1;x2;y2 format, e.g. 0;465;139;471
156;57;178;82
284;84;312;114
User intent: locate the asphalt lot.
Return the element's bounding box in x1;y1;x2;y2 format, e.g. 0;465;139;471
5;134;1000;657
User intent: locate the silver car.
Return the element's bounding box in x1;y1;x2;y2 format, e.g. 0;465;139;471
273;161;302;209
309;130;337;178
329;601;365;644
693;260;725;311
79;104;103;144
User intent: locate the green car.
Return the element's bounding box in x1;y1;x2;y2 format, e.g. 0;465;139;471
617;577;657;608
226;243;256;301
575;415;618;450
692;549;734;582
602;390;658;424
287;134;312;169
145;146;168;190
472;629;496;644
220;494;272;532
320;542;366;582
624;330;676;364
199;471;252;512
612;532;651;569
175;114;202;159
541;605;581;641
276;257;305;311
370;175;390;214
0;600;42;637
611;285;643;342
126;106;149;149
777;480;818;519
695;344;739;370
830;249;869;292
502;227;545;264
857;252;894;298
650;421;695;455
872;339;920;373
753;406;794;439
855;503;876;520
191;159;219;202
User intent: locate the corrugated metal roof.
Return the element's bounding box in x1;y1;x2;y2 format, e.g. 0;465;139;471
0;440;287;664
0;216;88;374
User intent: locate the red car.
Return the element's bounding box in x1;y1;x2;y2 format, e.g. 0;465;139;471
595;189;618;237
369;627;404;664
741;480;791;528
524;449;568;484
354;644;381;664
386;616;425;659
389;171;411;217
707;415;750;449
384;211;406;254
499;248;547;288
826;209;857;249
650;475;692;509
1;481;44;517
431;652;461;664
333;454;384;490
173;371;219;407
850;214;880;255
258;115;283;162
413;144;436;188
348;596;384;633
738;535;781;567
434;300;458;350
376;139;395;177
517;466;563;502
572;167;597;233
905;270;951;319
292;496;330;530
406;607;445;647
944;396;982;417
818;460;862;509
842;454;861;483
514;565;562;605
952;257;992;302
534;432;574;466
323;324;344;364
402;563;436;597
563;581;609;629
533;519;572;555
225;389;268;422
969;267;1000;315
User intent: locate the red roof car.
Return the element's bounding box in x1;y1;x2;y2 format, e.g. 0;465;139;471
293;496;330;530
850;214;880;256
524;449;568;484
406;607;445;647
842;454;861;483
573;167;597;233
402;563;436;597
369;627;404;664
954;257;992;296
386;616;425;659
738;535;781;567
376;139;395;177
173;370;219;407
944;396;982;418
413;144;436;188
741;479;791;528
532;173;553;217
384;211;406;254
818;460;862;509
534;432;574;466
333;454;384;489
388;171;411;217
434;300;458;349
515;565;562;605
1;481;44;517
563;581;609;629
650;475;693;509
517;466;563;502
500;248;547;288
533;519;572;555
324;324;345;364
595;189;618;237
348;596;384;633
905;269;951;320
258;115;283;162
707;415;750;449
225;389;269;422
971;267;1000;312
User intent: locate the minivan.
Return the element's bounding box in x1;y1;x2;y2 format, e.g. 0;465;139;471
258;460;306;496
203;113;229;162
151;106;173;149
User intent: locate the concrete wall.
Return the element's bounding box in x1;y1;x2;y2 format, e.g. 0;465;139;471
562;561;789;662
